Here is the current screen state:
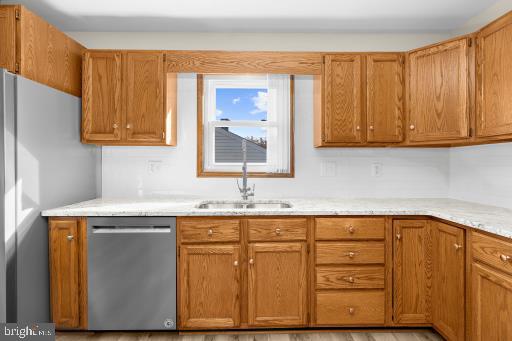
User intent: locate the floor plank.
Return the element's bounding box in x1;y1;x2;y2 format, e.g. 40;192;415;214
56;331;443;341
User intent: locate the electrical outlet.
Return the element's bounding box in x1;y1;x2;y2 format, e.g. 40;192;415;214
148;160;163;173
371;162;383;177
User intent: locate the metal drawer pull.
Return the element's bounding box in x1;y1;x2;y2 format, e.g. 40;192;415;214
454;243;463;251
500;254;511;262
249;258;254;265
207;229;213;236
347;252;356;258
345;276;355;283
67;235;74;241
275;228;281;235
348;226;355;234
348;307;355;315
233;260;239;267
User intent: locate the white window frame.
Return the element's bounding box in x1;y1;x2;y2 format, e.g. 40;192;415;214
201;74;292;175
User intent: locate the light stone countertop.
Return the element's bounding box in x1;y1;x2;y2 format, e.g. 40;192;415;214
42;196;512;239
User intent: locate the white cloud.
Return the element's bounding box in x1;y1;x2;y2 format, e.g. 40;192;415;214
250;91;268;114
215;109;223;117
232;97;240;104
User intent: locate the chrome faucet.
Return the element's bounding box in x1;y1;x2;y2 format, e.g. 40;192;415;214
236;140;255;200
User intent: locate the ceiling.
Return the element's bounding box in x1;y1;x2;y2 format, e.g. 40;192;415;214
0;0;500;33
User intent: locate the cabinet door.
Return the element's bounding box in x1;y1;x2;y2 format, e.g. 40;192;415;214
248;242;307;327
476;13;512;138
49;219;80;329
433;222;465;341
472;263;512;341
408;39;469;142
393;220;432;324
366;54;404;143
324;54;362;143
124;52;165;143
0;6;17;73
179;244;241;329
82;51;122;142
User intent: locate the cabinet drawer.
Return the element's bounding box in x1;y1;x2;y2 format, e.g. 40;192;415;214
179;219;240;243
247;218;307;241
316;290;385;325
316;242;384;265
316;266;385;289
473;232;512;275
316;218;385;240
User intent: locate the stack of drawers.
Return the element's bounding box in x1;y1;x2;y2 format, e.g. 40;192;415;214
314;217;386;325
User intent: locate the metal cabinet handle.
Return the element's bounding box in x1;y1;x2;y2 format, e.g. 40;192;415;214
348;226;355;234
500;254;511;262
126;124;132;129
369;125;374;131
347;252;356;258
113;123;118;129
233;260;239;267
454;243;463;251
207;229;213;236
345;276;355;283
275;228;281;235
249;258;254;265
356;125;361;131
396;233;401;241
67;235;74;241
348;307;355;315
410;124;415;130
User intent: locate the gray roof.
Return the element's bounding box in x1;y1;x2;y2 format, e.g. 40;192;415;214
215;128;266;163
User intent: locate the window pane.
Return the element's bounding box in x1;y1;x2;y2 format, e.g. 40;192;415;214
214;127;267;163
215;88;268;121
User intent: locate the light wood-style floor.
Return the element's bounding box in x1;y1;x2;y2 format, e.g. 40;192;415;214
56;331;444;341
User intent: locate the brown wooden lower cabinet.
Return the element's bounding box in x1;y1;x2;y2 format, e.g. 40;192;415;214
393;219;432;324
48;217;87;330
432;222;465;341
179;244;241;329
316;290;385;325
248;242;307;327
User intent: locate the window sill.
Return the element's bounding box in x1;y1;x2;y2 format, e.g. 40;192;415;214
197;170;294;178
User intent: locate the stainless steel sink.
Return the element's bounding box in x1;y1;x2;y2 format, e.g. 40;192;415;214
196;201;292;209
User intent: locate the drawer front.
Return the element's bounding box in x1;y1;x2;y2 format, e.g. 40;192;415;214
179;219;240;243
316;242;385;265
247;218;307;241
316;218;385;240
472;232;512;275
316;266;385;289
316;290;385;325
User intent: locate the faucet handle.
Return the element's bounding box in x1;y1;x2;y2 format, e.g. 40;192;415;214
236;179;243;193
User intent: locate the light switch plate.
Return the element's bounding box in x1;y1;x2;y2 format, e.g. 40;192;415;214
372;162;383;177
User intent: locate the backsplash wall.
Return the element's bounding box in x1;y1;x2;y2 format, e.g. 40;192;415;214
101;75;450;199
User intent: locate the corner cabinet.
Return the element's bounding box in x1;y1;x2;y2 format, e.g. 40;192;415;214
407;38;470;143
48;218;87;330
476;13;512;139
82;50;177;146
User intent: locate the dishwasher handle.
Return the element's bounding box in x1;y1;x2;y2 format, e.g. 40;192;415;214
92;226;172;234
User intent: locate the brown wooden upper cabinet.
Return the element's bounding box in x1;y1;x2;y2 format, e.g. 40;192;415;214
476;13;512;139
316;53;404;146
0;5;84;96
407;38;470;143
82;50;177;146
366;54;404;143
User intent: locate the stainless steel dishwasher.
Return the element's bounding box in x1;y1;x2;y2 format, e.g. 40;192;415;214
88;217;176;330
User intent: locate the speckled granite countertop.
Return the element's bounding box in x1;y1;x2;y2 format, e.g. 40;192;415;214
42;197;512;239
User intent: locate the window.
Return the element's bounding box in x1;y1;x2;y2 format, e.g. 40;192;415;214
198;74;293;177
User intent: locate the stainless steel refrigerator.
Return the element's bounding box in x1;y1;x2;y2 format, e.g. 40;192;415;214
0;69;99;323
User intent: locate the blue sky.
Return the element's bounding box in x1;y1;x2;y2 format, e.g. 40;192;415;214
216;88;267;121
216;88;268;139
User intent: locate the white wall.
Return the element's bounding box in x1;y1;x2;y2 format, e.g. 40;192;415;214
68;32;451;52
453;0;512;35
449;143;512;209
102;75;450;199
